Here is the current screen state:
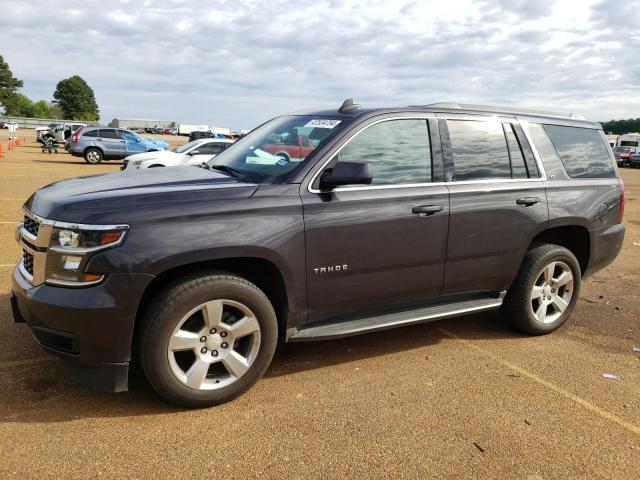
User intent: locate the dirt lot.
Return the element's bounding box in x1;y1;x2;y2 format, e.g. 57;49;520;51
0;129;639;478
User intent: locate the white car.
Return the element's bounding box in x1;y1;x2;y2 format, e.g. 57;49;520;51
122;138;235;170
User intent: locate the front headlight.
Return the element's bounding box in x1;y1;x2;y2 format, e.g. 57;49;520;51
46;224;128;286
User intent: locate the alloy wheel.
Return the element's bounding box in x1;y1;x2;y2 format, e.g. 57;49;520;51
167;299;261;390
530;261;574;324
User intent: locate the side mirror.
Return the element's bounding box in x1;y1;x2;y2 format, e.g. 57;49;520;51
319;161;372;189
188;150;200;155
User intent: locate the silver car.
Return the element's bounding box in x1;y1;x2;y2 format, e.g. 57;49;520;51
69;126;168;164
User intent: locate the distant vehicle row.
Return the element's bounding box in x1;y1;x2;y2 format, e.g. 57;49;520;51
122;138;234;170
70;127;169;164
613;146;640;167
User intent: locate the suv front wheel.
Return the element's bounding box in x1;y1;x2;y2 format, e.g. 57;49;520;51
139;273;278;407
503;244;581;335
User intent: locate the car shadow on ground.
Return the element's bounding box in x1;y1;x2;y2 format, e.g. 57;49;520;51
30;159;96;165
0;310;524;424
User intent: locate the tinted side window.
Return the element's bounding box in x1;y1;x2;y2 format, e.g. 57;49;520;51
99;129;119;139
504;123;528;179
448;120;511;180
543;125;615;178
82;130;98;138
336;119;431;186
196;143;224;155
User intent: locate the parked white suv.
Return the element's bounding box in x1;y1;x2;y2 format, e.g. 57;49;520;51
122;138;234;170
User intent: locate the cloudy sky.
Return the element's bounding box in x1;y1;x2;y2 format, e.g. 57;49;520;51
1;0;638;130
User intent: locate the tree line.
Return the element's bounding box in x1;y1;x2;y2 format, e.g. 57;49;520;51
599;118;640;135
0;55;100;121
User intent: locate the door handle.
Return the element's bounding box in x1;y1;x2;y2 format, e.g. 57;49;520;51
516;197;541;207
412;205;443;216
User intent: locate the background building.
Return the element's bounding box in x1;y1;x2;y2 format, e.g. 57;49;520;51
108;118;175;129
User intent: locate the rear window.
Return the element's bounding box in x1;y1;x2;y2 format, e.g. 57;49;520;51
82;130;98;138
543;125;615;178
98;129;119;139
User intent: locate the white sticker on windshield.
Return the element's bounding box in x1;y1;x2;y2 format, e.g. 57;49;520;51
304;119;342;129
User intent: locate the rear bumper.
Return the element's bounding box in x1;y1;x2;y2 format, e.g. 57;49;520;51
584;223;625;278
10;266;153;392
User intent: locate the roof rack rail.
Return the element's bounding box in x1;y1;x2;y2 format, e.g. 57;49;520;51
422;102;586;120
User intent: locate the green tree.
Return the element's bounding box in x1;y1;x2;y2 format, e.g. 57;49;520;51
53;75;100;121
601;118;640;135
47;102;63;119
2;93;34;117
31;100;51;118
0;55;25;113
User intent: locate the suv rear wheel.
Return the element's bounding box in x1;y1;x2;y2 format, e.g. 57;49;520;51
84;148;103;164
502;244;581;335
139;273;278;407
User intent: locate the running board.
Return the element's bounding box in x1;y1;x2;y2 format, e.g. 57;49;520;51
288;295;504;342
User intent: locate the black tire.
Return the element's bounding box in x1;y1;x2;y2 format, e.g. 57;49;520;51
502;244;581;335
84;147;103;164
276;152;290;163
139;273;278;407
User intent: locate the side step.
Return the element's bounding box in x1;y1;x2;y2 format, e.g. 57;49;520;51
288;295;504;342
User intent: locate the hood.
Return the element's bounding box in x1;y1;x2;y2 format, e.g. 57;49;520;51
25;166;258;224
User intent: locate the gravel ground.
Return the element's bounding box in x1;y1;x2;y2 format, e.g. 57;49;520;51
0;129;639;479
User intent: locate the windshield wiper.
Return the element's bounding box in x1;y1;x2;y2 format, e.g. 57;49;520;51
208;164;248;181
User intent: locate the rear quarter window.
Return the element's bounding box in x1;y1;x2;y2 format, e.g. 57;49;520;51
543;125;615;178
82;130;98;138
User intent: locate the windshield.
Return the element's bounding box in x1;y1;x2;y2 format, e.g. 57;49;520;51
206;115;348;183
175;140;202;154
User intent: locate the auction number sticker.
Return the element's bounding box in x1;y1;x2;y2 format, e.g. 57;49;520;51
304;119;342;129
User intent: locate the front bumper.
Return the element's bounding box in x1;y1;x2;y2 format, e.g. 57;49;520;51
10;265;154;392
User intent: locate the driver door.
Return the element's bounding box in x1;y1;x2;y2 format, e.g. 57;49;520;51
301;117;450;325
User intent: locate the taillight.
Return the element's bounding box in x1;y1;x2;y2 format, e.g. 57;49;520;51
72;127;83;144
619;180;625;223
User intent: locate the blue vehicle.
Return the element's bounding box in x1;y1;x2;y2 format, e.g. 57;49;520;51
69;126;169;164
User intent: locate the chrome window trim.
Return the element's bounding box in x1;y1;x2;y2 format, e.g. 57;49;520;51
307;116;547;194
307;116;435;194
517;119;548;181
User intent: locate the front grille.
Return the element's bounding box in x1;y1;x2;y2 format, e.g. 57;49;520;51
23;215;40;237
22;250;34;276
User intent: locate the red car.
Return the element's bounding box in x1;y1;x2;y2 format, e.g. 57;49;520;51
613;146;638;167
261;133;314;162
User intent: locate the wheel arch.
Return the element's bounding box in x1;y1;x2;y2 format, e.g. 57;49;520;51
527;225;591;275
84;146;104;156
132;256;291;357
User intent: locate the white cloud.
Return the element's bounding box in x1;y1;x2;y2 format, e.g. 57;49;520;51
0;0;638;129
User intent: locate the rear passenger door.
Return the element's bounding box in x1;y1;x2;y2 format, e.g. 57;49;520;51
439;115;548;295
97;129;126;158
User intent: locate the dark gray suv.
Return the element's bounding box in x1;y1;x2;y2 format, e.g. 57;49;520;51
11;100;624;407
